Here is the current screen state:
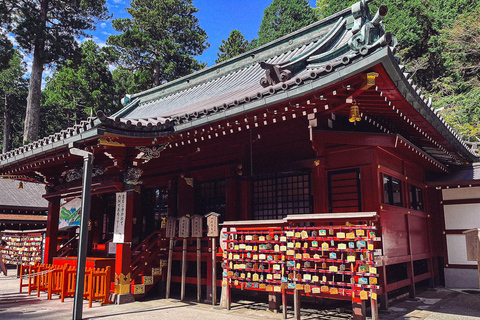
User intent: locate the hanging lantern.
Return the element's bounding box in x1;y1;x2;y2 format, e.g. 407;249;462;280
349;102;361;124
18;181;23;189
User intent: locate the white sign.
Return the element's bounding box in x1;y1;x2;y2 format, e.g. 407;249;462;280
113;192;127;243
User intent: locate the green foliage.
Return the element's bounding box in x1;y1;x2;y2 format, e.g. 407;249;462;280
6;0;110;66
435;88;480;142
216;30;249;63
4;0;110;143
315;0;355;17
40;40;118;136
432;7;480;142
107;0;209;90
440;7;480;92
257;0;318;47
0;2;13;71
0;51;28;152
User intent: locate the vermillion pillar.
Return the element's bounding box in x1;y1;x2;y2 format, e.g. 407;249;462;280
113;189;136;304
44;197;60;264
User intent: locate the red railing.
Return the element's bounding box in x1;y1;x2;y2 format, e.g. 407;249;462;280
19;263;112;307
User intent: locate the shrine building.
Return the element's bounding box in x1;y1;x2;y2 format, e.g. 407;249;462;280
0;0;479;317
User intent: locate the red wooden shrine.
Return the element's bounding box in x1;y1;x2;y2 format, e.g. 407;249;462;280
0;0;478;318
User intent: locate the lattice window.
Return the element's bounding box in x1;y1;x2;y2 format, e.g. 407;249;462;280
252;173;312;220
409;185;424;211
383;174;403;207
328;169;362;213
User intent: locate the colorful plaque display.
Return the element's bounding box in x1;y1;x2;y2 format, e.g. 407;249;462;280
223;225;379;301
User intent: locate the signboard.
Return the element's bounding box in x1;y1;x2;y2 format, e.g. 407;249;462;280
113;192;127;243
59;197;82;229
191;215;203;238
178;216;190;238
165;217;176;238
205;212;220;237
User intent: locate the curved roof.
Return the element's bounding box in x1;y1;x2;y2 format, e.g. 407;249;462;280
0;178;48;210
0;0;477;175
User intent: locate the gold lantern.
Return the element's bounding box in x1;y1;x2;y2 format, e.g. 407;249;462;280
349;102;361;123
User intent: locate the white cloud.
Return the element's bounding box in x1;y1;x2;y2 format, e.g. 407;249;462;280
100;22;107;29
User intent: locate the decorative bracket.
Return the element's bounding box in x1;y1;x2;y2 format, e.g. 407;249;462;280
260;62;292;87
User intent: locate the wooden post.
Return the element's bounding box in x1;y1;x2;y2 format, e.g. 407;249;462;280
178;216;190;301
181;238;187;301
352;300;366;320
269;292;281;312
294;288;300;320
205;212;220;305
405;214;416;298
166;238;173;299
44;197;60;264
191;215;203;303
197;238;201;302
212;237;216;305
282;289;287;319
371;295;379;320
165;216;176;299
226;278;231;310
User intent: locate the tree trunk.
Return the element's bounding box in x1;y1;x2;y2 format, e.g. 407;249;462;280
2;94;10;153
153;64;161;87
23;0;48;144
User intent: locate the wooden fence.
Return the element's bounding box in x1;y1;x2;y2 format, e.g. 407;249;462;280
19;263;112;307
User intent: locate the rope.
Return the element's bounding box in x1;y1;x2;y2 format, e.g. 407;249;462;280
20;268;55;280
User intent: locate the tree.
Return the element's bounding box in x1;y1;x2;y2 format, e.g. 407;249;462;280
0;2;13;71
40;40;118;136
0;51;28;153
433;7;480;143
107;0;209;91
257;0;318;47
4;0;109;144
314;0;480;91
215;30;249;63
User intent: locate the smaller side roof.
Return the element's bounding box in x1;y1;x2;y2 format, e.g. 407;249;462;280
0;178;48;210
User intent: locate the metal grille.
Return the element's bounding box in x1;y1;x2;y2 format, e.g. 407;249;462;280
252;173;311;220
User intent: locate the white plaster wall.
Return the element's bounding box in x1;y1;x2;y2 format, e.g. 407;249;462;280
444;203;480;230
446;234;477;265
442;186;480;200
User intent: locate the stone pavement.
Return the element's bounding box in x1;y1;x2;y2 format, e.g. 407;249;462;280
1;271;480;320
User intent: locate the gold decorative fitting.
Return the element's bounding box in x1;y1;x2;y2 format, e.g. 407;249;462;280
98;136;125;147
349;102;361;124
18;181;23;189
442;231;446;234
360;72;379;90
380;205;383;210
314;159;320;167
428;214;431;218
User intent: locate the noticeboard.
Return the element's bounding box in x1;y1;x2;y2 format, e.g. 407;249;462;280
165;217;176;238
191;215;203;238
178;216;190;238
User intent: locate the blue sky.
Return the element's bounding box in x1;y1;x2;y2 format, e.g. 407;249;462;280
97;0;318;67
